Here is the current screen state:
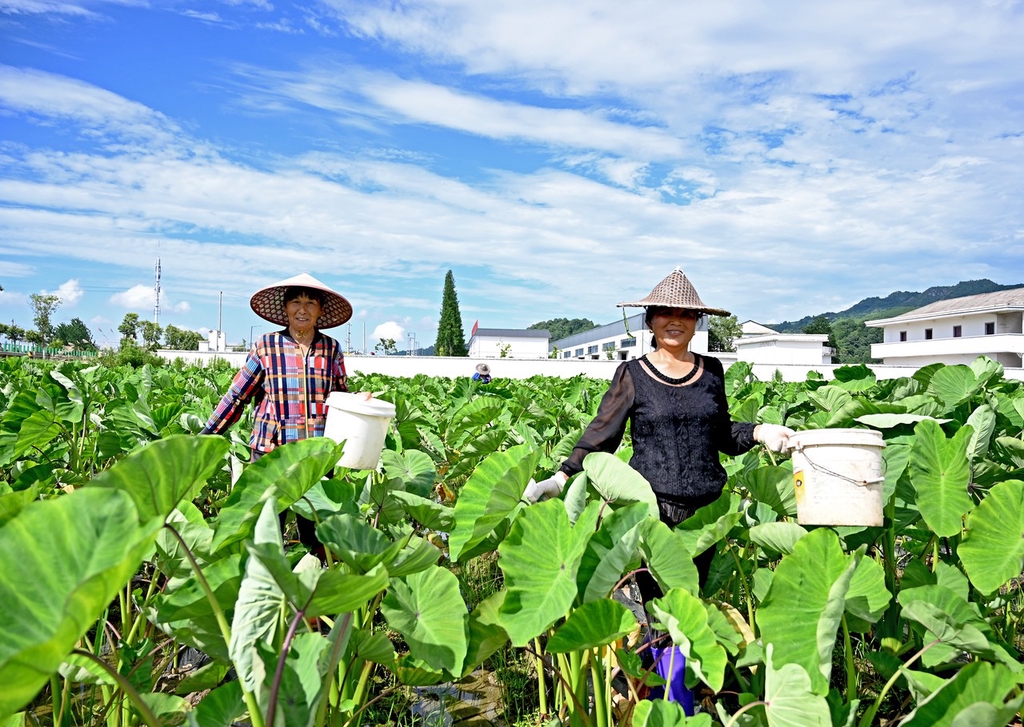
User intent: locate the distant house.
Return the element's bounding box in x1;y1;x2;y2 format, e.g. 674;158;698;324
865;289;1024;367
550;312;711;361
734;322;832;366
467;327;550;359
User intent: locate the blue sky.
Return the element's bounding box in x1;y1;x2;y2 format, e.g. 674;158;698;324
1;0;1022;352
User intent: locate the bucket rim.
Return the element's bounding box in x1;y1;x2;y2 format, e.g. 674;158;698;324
786;427;885;450
326;391;396;417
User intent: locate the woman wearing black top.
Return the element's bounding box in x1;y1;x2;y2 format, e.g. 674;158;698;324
524;267;793;592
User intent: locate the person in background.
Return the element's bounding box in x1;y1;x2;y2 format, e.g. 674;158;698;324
201;272;361;554
472;362;492;384
524;267;794;593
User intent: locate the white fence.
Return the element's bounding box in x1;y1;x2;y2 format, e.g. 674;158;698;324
157;350;1024;382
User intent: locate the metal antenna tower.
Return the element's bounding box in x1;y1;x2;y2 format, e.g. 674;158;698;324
153;258;162;324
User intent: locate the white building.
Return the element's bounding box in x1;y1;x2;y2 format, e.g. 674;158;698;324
197;329;227;353
467;327;550;359
734;321;832;366
866;289;1024;367
551;313;710;361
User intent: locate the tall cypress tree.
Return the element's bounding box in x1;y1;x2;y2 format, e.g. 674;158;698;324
434;270;468;356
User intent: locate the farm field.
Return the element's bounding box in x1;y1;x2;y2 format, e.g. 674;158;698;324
1;355;1023;726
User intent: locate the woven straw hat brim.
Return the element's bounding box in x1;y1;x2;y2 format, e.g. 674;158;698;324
616;268;731;317
250;273;353;329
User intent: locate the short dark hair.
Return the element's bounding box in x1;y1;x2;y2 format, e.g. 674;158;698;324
283;286;325;306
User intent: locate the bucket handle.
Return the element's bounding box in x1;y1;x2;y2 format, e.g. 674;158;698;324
792;441;886;488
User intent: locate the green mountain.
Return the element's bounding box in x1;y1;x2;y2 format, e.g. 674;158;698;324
773;279;1024;333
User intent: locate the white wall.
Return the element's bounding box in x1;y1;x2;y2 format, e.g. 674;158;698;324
156;349;1024;382
881;312;1002;343
468;334;550;359
733;335;830;365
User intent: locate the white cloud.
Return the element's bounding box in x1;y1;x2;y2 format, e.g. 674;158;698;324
46;278;83;305
173;301;191;313
110;284;155;310
0;0;96;17
372;321;405;342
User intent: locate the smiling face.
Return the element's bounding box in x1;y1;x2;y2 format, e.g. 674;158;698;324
648;306;699;351
285;293;322;336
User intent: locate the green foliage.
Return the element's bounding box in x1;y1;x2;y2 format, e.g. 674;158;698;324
2;355;1024;726
434;269;467;357
708;314;742;352
52;317;96;350
528;317;597;341
29;293;61;345
140;320;162;350
164;324;202;350
118;312;140;345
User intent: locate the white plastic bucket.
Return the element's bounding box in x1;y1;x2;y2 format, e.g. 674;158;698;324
787;428;886;527
324;392;396;470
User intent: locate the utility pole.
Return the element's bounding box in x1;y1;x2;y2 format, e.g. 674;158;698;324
153;258;161;324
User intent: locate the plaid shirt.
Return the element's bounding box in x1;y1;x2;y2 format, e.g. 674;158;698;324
202;330;348;455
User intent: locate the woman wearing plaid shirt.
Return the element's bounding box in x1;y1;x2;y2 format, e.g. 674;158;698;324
202;273;357;553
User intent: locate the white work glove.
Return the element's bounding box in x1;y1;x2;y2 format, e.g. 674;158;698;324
754;424;796;453
523;472;568;503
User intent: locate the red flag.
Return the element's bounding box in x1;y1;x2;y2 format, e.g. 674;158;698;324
471;320;478;336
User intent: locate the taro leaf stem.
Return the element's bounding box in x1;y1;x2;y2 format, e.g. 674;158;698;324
71;649;161;727
165;523;266;727
857;640;939;727
266;607;306;727
723;699;768;727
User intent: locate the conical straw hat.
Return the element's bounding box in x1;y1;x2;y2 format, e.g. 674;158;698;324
249;273;353;329
617;267;731;317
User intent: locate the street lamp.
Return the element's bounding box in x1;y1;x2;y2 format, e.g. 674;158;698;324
249;325;263;349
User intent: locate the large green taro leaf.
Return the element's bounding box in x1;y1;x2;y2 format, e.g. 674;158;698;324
964;404;997;463
675;491;746;556
257;632;328;727
461;590;508;678
576;501;648;604
634;699;708;726
381;566;468;676
546;599;636;653
90;433;229;522
497;499;599;646
211;438;344;552
649;588;728;691
229;500;287;697
640;518;699;597
843;555;891;631
909;420;974;537
756;528;862;695
0;488;161;717
958;479;1024;594
927;365;983;409
381;449;436;497
449;443;540;563
582;451;660;519
748;522;808;555
760;644;832;727
898;661;1023;727
736;465;796;518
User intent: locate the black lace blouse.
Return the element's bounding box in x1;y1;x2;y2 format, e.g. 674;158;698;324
559;353;756;504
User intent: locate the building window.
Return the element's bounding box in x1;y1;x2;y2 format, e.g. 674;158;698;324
985;322;995;335
924;329;933;340
575;348;584;357
620;338;636;348
587;345;598;354
603;342;615;350
953;325;962;338
899;331;907;342
563;351;572;359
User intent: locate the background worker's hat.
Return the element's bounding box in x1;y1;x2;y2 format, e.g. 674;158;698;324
617;267;731;317
249;273;353;328
475;363;491;374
